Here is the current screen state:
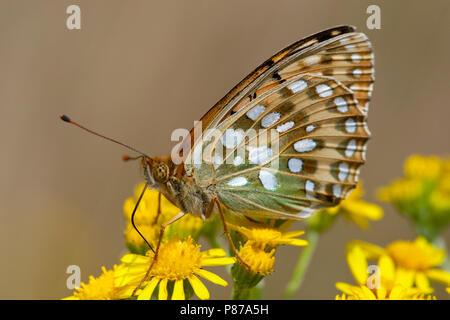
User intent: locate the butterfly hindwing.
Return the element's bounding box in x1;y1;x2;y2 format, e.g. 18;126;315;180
203;74;369;219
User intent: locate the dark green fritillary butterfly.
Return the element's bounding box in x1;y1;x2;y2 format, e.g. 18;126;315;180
61;25;374;273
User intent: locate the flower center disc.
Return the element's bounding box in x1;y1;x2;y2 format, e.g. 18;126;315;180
386;240;442;271
149;238;203;281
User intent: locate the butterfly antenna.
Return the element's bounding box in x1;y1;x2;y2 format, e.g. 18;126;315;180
122;154;143;162
131;183;155;253
59;114;149;158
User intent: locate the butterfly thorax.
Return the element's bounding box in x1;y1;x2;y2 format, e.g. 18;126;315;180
142;156;215;219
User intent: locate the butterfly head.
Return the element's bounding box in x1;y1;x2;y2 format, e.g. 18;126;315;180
140;156;170;187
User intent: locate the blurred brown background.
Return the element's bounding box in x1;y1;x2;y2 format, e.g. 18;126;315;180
0;0;449;299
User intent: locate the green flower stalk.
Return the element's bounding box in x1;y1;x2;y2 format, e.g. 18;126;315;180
231;242;274;299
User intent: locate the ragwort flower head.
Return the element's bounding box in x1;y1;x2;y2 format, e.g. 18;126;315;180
231;241;276;297
345;237;450;294
335;243;436;300
115;236;235;300
238;241;275;276
64;265;133;300
404;155;443;180
335;284;436;300
378;155;450;240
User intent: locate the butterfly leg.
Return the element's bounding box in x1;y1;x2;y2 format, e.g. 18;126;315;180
131;211;186;297
212;197;250;270
152;192;162;225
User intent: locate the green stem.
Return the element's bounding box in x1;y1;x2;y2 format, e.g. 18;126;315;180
283;230;320;299
231;279;265;300
232;285;251;300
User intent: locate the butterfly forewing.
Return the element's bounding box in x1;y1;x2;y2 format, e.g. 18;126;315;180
231;32;374;116
183;26;374;220
178;26;359;157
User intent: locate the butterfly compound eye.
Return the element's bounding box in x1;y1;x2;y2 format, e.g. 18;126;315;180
153;162;169;183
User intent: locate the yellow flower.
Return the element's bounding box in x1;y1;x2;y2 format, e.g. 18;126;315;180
377;155;450;238
115;236;235;300
404;155;443;180
238;242;275;275
231;241;275;297
349;237;450;291
377;178;423;203
335;284;436;300
323;182;383;229
335;244;433;300
386;238;445;270
230;224;308;250
64;265;133;300
429;173;450;212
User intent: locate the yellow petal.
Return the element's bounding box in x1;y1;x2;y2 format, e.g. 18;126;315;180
201;248;227;258
115;266;148;278
347;245;368;285
378;254;395;283
282;230;305;238
121;254;149;265
277;220;295;232
343;201;383;220
138;277;159;300
425;268;450;286
347;240;385;260
415;272;431;291
335;293;347;300
389;285;406;300
346;214;369;229
172;279;185;300
158;278;168;300
415;237;445;266
114;273;143;288
279;239;308;247
360;286;377;300
196;269;228;287
188;275;210;300
394;268;415;288
335;282;356;295
376;287;387;300
348;183;363;200
326;206;340;215
117;286;137;299
201;257;236;267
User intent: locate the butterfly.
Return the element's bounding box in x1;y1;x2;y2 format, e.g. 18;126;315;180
60;25;374;288
178;25;373;219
